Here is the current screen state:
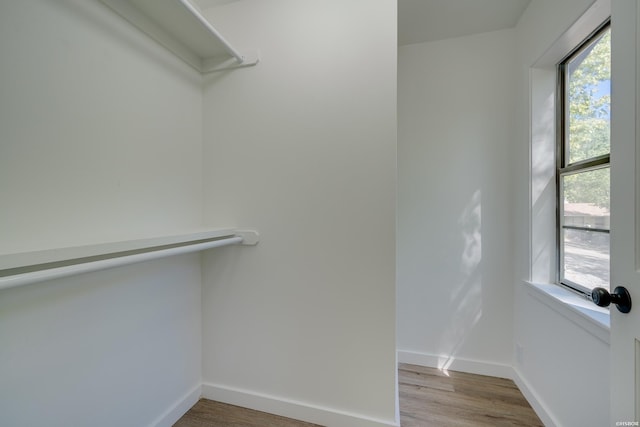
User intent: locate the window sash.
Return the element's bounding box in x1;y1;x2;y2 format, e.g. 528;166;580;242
556;21;611;295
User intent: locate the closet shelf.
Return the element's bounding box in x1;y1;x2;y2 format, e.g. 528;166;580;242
0;228;259;291
99;0;259;73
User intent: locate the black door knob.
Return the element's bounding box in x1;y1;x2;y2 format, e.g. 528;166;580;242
591;286;632;313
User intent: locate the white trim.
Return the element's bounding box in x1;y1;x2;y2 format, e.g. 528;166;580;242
149;384;201;427
523;281;610;344
527;64;534;282
201;383;399;427
512;368;560;427
527;0;612;287
396;350;513;379
532;0;611;68
394;351;400;426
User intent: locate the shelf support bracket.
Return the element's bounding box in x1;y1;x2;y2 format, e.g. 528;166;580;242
178;0;257;66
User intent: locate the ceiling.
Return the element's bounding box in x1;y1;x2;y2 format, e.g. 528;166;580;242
399;0;532;45
195;0;533;46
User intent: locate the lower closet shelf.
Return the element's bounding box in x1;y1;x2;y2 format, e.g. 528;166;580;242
0;228;259;291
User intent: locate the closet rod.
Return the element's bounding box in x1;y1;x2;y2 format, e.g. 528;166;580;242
178;0;245;63
0;235;243;291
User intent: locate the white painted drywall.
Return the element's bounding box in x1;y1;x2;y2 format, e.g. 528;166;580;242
512;0;611;425
0;1;204;426
397;29;516;376
199;1;398;426
0;1;204;254
0;255;203;427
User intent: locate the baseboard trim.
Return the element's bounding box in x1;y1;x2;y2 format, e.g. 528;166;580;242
397;350;513;379
150;384;201;427
511;368;559;427
201;383;399;427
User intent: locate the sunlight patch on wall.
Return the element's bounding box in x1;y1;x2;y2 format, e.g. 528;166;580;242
437;190;483;373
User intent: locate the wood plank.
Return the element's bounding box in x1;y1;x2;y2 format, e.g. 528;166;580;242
174;364;543;426
172;399;321;427
398;363;544;427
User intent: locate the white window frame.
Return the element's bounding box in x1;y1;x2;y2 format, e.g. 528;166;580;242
526;0;612;335
556;21;611;296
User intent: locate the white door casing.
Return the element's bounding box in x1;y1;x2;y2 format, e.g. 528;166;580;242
610;0;640;422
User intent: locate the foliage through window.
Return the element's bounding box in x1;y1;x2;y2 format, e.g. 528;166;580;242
558;22;610;294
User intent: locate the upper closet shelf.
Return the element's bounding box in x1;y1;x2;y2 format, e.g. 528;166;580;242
100;0;259;73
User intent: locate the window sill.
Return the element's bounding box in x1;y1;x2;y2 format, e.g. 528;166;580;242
523;281;610;344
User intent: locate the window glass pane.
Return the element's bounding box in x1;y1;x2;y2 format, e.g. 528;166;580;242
562;229;609;291
561;167;610;291
566;29;610;165
562;168;610;230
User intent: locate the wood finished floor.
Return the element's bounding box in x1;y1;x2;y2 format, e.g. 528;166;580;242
174;363;543;426
399;363;543;427
173;400;322;427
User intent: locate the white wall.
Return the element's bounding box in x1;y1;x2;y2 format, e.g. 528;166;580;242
397;29;516;377
0;256;203;427
512;1;611;425
0;1;204;252
199;1;398;426
0;1;204;426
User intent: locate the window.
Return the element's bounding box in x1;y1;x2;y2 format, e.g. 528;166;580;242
557;22;611;294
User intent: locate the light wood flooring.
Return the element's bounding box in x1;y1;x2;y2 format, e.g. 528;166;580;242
173;400;322;427
174;363;543;426
399;363;543;426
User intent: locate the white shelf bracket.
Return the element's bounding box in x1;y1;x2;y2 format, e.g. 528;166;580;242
177;0;259;69
202;49;260;73
99;0;259;74
177;0;242;61
236;230;260;246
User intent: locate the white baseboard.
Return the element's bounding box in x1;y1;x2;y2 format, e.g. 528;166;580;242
397;350;513;379
150;384;202;427
201;383;399;427
511;368;558;427
146;365;554;427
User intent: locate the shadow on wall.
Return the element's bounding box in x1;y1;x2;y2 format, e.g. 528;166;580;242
531;72;556;283
437;189;483;374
